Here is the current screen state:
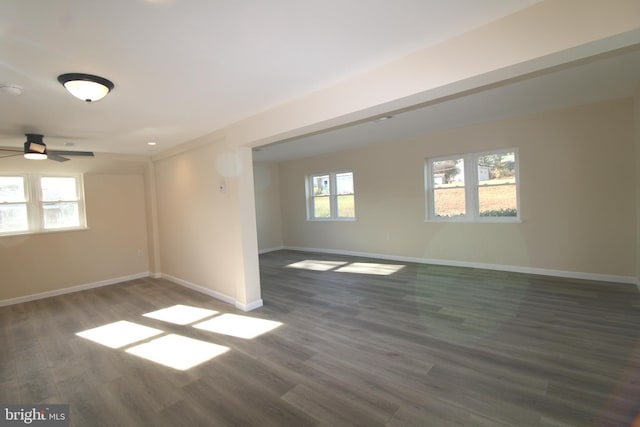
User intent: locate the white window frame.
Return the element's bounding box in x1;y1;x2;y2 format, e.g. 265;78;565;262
306;171;356;221
425;149;520;222
0;173;87;236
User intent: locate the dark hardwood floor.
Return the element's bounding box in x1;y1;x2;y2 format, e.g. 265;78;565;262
1;249;639;426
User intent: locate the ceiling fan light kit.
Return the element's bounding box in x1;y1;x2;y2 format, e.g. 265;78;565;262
0;133;95;162
57;73;114;102
24;133;48;160
24;153;47;160
1;74;112;162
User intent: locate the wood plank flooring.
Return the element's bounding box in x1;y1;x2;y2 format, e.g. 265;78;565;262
1;249;639;426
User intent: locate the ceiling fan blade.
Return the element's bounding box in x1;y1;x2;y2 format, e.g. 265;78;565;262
1;135;95;162
48;150;94;157
0;152;24;159
47;153;71;162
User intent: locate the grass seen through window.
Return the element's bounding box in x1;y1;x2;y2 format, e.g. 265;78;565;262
427;150;518;221
313;195;355;218
309;171;355;220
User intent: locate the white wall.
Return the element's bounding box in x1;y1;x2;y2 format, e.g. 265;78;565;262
276;99;636;281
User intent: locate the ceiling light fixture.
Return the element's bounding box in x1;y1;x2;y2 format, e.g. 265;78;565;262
57;73;114;102
24;134;47;160
0;84;23;96
374;115;393;123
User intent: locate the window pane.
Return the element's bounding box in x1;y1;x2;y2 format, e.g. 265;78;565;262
41;177;78;201
337;194;355;218
477;152;517;217
43;202;80;229
313;196;330;218
433;159;465;217
0;204;28;232
0;176;26;203
335;172;353;195
312;175;330;196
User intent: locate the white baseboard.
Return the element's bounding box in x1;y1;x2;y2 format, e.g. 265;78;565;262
161;273;236;305
0;272;150;307
258;245;285;255
236;299;264;311
160;273;263;312
3;252;635;309
282;246;638;286
0;271;264;311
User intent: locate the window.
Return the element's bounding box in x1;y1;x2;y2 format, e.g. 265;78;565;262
425;149;519;221
0;174;86;236
307;171;355;220
431;157;466;218
40;176;83;229
0;176;29;233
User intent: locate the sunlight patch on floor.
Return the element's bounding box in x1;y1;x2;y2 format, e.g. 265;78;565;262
335;262;405;275
143;304;218;325
194;313;282;339
285;260;348;271
76;309;284;370
285;259;405;275
76;321;164;349
126;334;229;370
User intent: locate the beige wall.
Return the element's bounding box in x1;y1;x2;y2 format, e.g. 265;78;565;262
635;85;640;282
0;155;150;302
154;142;261;309
3;1;637;305
254;161;284;251
277;99;635;279
151;1;639;307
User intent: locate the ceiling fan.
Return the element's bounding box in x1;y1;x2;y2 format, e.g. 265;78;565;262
0;133;94;162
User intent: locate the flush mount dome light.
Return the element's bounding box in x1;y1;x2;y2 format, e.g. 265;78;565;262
57;73;114;102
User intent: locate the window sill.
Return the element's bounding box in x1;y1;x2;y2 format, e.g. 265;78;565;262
0;226;90;238
307;218;356;222
424;218;522;224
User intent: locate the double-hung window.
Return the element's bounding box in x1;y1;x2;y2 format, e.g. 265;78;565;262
0;174;86;235
425;149;519;221
40;176;84;229
307;171;355;220
0;176;29;233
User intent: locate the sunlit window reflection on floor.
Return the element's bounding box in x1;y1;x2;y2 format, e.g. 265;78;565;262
143;304;218;325
76;309;285;370
285;259;405;275
335;262;405;275
285;260;348;271
194;313;282;339
76;321;164;349
126;334;229;371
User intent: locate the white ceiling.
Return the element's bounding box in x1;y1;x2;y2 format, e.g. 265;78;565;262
0;0;541;157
